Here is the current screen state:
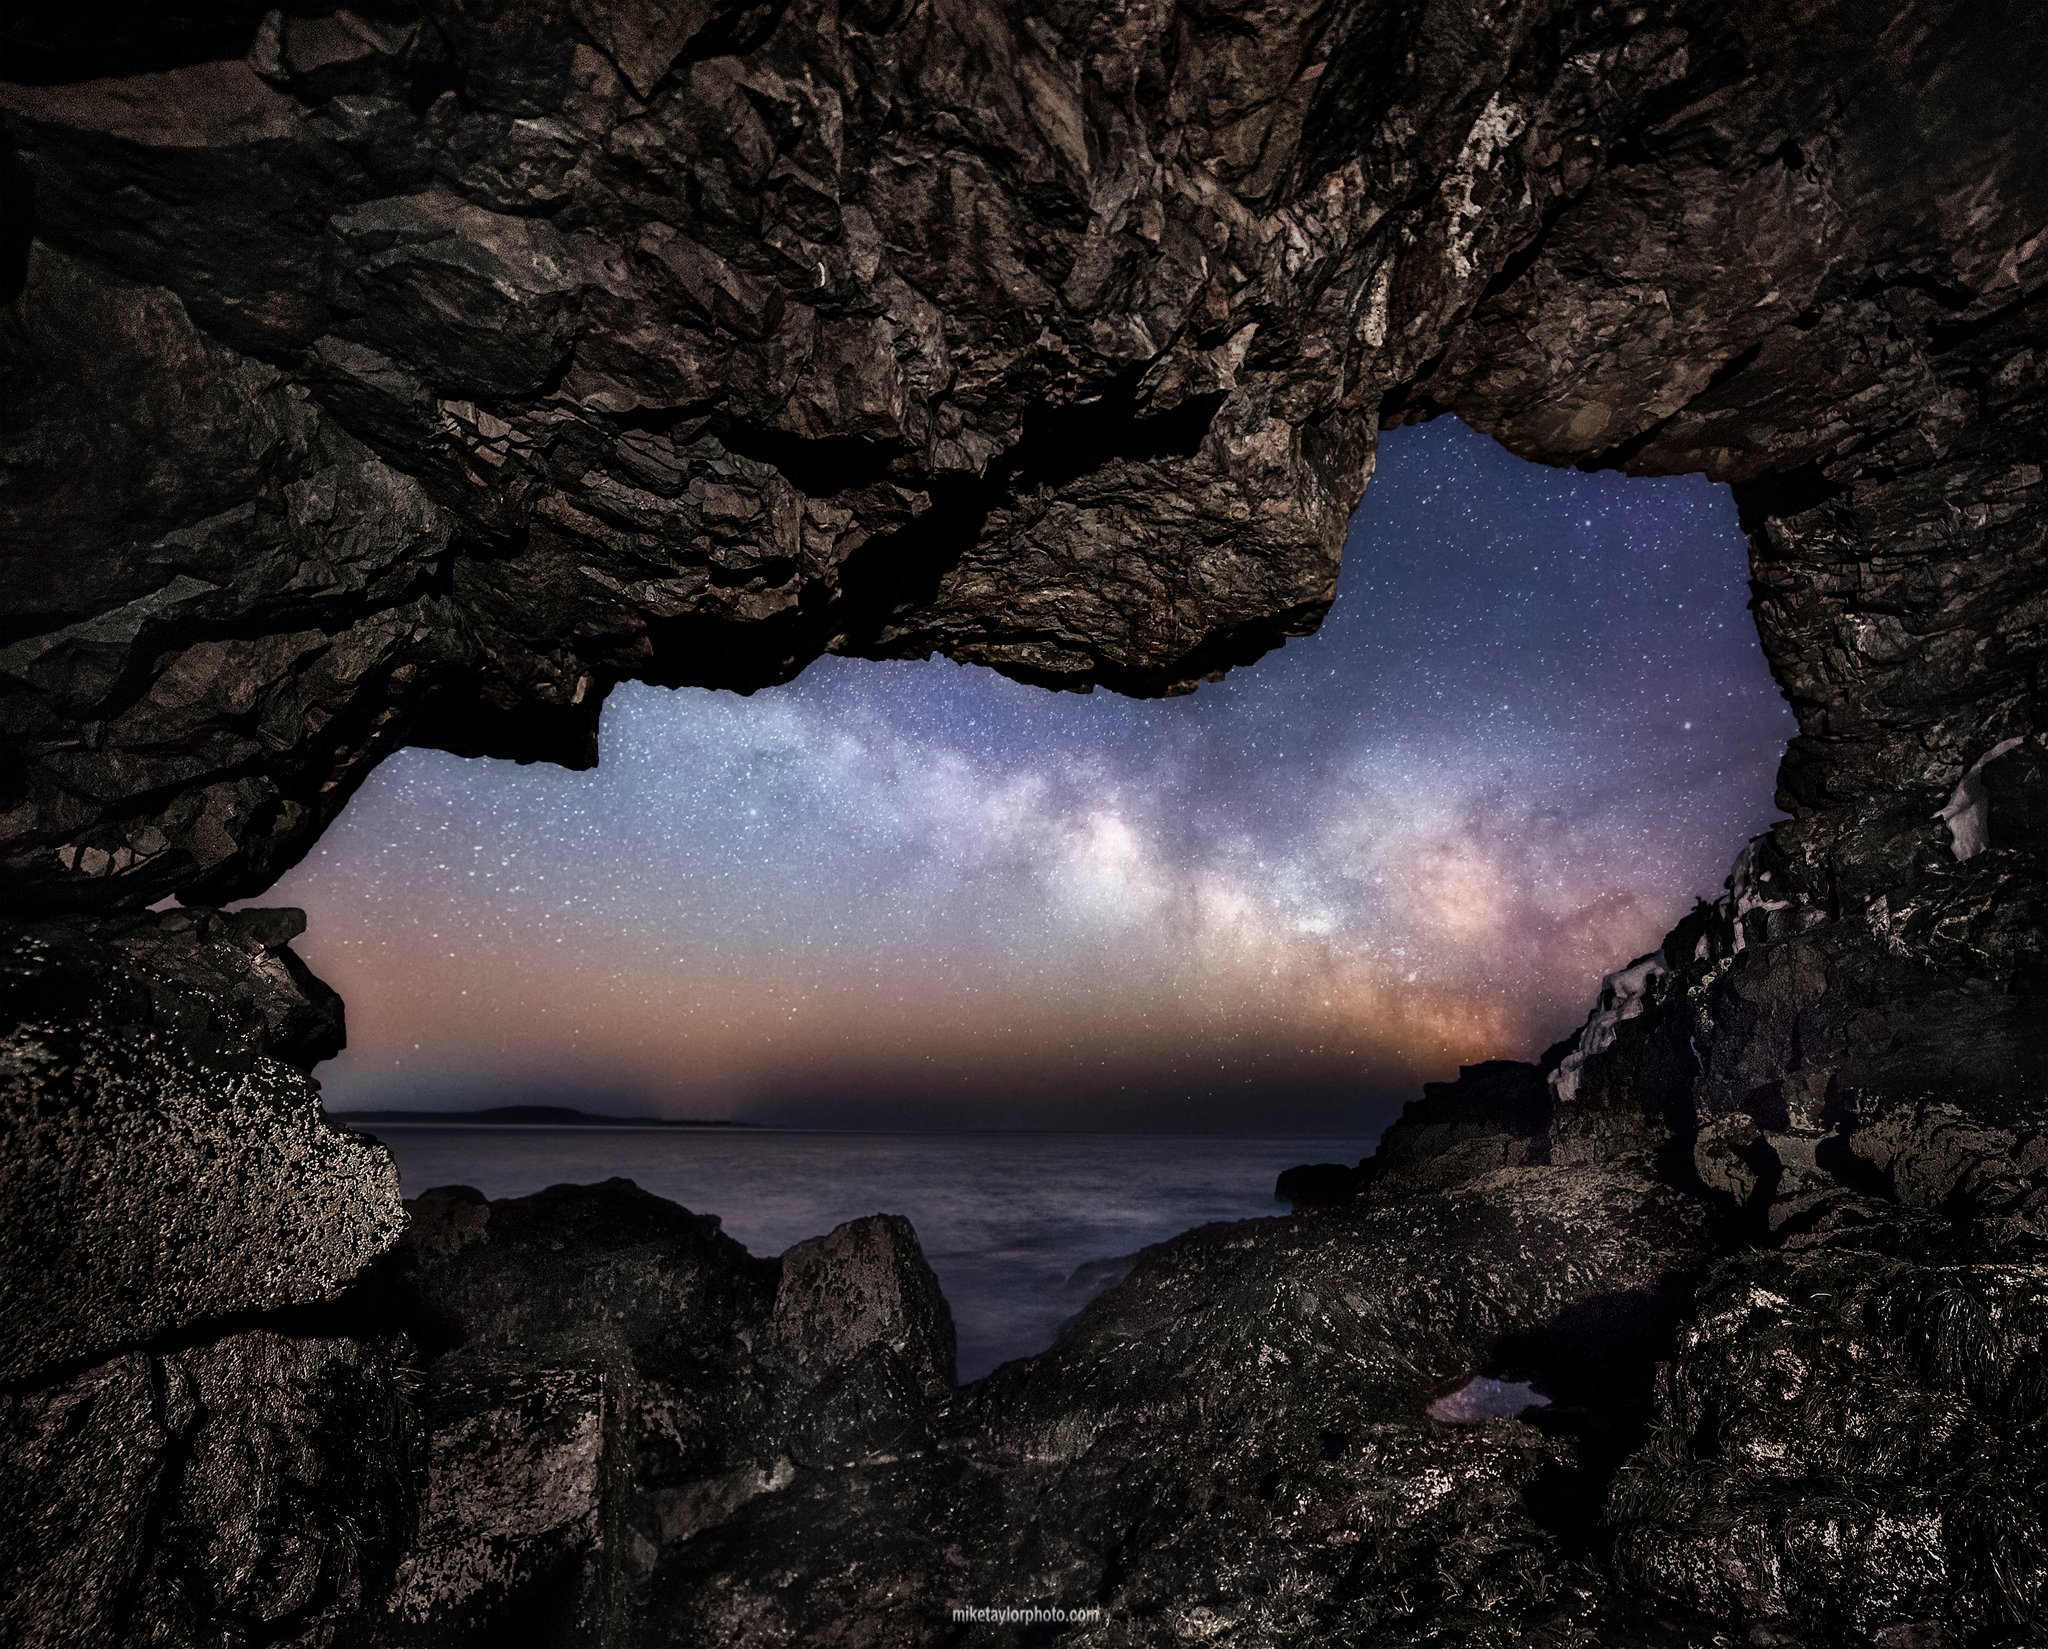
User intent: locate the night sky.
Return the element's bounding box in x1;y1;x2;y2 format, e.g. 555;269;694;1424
275;417;1795;1134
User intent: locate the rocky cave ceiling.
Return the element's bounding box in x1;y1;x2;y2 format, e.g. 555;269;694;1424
1;0;2038;924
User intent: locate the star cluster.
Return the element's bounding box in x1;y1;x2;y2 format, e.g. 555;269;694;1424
272;417;1795;1133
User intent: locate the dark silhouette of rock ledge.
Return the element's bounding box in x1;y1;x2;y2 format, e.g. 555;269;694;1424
1;0;2045;1643
1272;1160;1361;1207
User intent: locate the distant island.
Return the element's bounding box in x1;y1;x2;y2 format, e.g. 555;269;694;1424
330;1105;762;1128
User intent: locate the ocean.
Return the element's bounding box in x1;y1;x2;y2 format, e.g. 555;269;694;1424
355;1125;1377;1381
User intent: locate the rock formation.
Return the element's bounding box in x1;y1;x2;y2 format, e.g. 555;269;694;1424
2;0;2043;1644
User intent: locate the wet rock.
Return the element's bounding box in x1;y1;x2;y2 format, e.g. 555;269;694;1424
1610;1218;2048;1645
656;1165;1713;1647
769;1214;958;1466
367;1181;965;1644
377;1363;613;1649
1691;1112;1778;1217
347;1169;1715;1644
770;1214;956;1387
1841;1103;2048;1222
391;1177;777;1374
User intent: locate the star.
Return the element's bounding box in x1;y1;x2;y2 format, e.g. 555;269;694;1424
269;418;1794;1133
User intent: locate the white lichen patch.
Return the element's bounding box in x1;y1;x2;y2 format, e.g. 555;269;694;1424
1440;94;1528;282
1935;736;2023;859
1549;949;1668;1104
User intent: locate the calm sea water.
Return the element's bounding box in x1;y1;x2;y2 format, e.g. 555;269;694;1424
358;1127;1375;1381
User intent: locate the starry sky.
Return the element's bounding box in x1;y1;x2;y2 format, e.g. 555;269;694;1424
273;416;1795;1134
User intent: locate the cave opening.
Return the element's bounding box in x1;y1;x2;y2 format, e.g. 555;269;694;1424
6;1;2042;1634
269;414;1794;1378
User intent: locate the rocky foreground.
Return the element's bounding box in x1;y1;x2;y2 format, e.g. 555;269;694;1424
3;0;2046;1643
5;802;2045;1647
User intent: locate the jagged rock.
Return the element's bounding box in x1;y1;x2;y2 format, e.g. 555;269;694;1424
1842;1102;2048;1222
1362;1057;1553;1197
3;1;2038;921
391;1177;779;1373
365;1181;963;1645
320;1170;1711;1644
8;905;346;1070
770;1213;956;1385
0;909;405;1384
0;913;414;1642
2;0;2046;1644
1690;1112;1778;1218
652;1165;1713;1647
768;1213;958;1466
1531;816;2047;1224
377;1362;614;1649
1610;1218;2048;1645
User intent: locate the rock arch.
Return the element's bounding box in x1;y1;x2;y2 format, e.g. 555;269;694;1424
2;1;2044;1642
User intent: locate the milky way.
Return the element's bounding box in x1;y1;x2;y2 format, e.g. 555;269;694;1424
272;418;1795;1133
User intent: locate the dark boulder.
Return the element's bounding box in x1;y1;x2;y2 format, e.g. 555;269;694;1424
358;1181;963;1646
1272;1160;1362;1208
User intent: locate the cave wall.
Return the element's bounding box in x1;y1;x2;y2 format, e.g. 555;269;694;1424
11;0;2036;918
2;1;2044;1645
